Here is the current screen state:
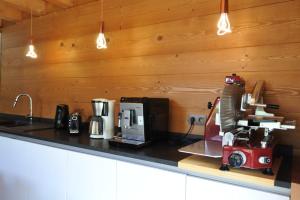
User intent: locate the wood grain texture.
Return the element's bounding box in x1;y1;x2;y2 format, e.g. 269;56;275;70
46;0;74;8
2;0;292;49
178;155;282;187
0;0;299;147
0;0;103;24
3;1;300;65
291;156;300;200
2;0;46;14
0;1;23;21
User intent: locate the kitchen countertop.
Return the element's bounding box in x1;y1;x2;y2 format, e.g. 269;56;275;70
0;114;200;167
0;114;292;196
0;127;196;166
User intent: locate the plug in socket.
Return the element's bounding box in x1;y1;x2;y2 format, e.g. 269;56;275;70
188;114;206;126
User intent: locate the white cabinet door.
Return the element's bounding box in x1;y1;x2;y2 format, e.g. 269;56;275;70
186;175;289;200
0;136;68;200
116;161;186;200
0;136;29;200
24;141;68;200
66;151;117;200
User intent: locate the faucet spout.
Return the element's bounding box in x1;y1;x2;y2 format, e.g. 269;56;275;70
12;101;17;108
12;93;33;122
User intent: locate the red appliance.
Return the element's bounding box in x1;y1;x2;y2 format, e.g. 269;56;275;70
202;74;295;174
179;74;295;175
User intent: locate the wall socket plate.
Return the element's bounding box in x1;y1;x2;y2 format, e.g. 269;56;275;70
188;114;207;126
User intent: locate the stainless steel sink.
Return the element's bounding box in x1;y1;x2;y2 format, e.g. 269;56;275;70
0;119;53;132
0;119;28;127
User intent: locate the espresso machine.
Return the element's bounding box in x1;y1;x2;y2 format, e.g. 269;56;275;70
89;98;115;139
109;97;169;147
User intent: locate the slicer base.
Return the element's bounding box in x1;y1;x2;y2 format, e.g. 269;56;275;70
262;168;274;176
219;164;230;171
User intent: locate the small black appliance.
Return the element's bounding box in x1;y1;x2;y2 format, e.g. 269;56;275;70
54;104;69;129
68;112;82;134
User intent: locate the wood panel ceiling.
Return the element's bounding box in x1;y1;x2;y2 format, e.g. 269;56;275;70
0;0;97;27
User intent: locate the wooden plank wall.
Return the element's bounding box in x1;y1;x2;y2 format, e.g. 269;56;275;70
0;0;299;148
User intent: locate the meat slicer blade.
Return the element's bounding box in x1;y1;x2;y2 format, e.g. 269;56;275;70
220;84;244;133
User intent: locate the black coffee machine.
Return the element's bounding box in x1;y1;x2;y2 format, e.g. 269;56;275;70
109;97;169;147
54;104;69;129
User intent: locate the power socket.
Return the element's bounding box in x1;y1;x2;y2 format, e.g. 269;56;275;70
188;114;206;126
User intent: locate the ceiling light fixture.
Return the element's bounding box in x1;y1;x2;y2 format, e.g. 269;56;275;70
217;0;232;36
26;9;38;59
96;0;107;49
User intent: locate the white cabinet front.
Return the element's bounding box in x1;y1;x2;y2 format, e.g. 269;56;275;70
0;135;290;200
66;151;117;200
116;161;186;200
0;136;68;200
186;175;289;200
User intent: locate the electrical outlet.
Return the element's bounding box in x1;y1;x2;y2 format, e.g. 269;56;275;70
188;114;207;126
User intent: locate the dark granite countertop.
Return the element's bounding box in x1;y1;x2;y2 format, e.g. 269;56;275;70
0;113;292;195
0;113;200;167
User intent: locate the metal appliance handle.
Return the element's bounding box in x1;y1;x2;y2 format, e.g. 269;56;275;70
98;117;104;134
102;102;109;116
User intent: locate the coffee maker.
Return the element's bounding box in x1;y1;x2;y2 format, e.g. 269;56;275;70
89;98;115;139
109;97;169;147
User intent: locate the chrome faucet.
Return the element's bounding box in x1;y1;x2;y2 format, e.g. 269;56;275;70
12;94;33;123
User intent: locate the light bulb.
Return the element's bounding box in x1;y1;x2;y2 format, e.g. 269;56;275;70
217;13;232;36
26;44;38;59
96;32;107;49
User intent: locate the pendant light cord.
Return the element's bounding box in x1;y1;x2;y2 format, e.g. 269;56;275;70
30;8;33;42
220;0;229;13
120;0;123;29
100;0;103;22
99;0;104;32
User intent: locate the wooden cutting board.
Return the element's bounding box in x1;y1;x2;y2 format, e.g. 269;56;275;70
291;155;300;200
178;155;281;187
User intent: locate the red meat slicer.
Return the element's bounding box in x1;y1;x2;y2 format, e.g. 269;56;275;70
179;74;296;174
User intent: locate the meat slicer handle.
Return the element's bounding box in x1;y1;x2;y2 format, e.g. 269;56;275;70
266;104;280;109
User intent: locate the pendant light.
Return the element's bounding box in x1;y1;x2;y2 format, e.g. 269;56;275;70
96;0;107;49
26;9;38;59
217;0;232;36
